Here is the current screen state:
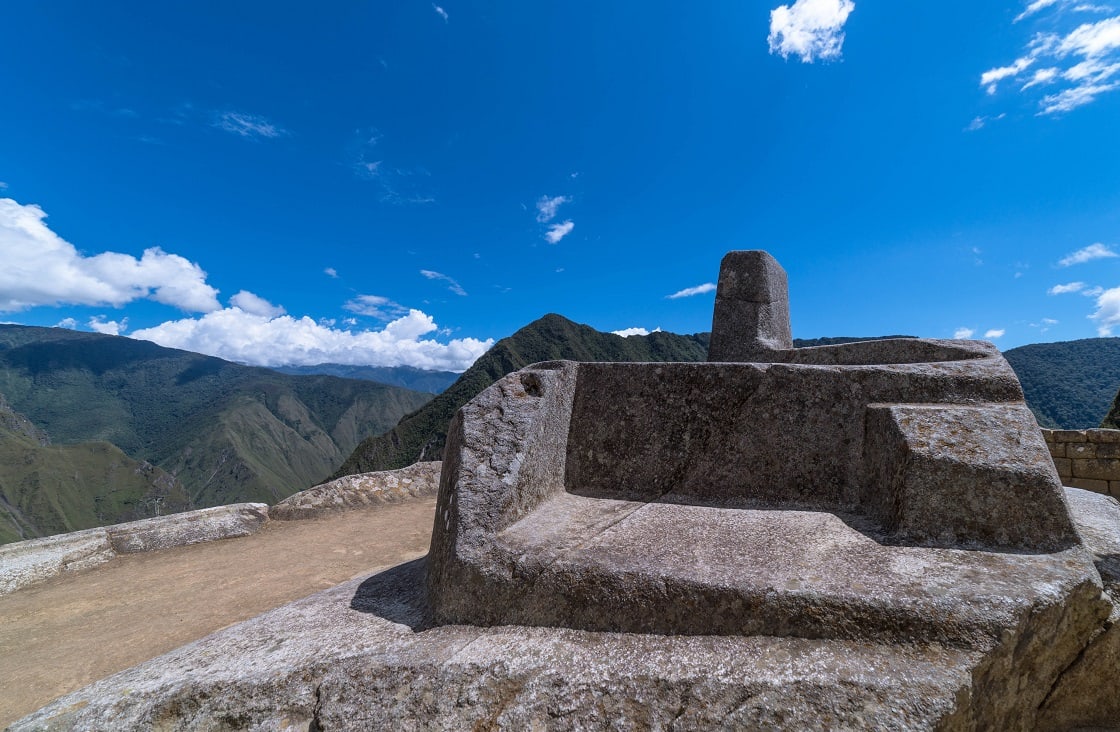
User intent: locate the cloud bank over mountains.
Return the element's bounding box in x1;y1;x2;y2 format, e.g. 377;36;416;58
0;197;491;371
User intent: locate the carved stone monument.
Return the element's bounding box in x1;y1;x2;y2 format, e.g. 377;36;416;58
14;251;1120;731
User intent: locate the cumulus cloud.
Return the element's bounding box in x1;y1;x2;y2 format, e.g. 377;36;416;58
984;328;1006;339
213;111;287;139
130;308;493;371
953;327;976;339
667;282;717;299
0;197;220;313
981;9;1120;113
89;316;127;336
1090;286;1120;334
536;195;570;223
56;317;77;329
612;327;662;338
1059;242;1118;266
230;290;285;318
1049;281;1087;294
544;220;574;244
768;0;856;63
344;295;408;321
420;269;467;296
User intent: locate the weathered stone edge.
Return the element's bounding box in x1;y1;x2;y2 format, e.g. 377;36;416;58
0;503;269;597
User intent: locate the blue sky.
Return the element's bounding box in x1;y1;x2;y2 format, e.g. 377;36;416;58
2;0;1120;370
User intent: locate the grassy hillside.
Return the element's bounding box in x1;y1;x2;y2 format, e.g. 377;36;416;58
0;325;433;516
0;395;190;543
1002;338;1120;429
333;313;713;475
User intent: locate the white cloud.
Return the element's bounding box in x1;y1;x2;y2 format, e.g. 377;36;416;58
612;327;662;338
984;328;1006;338
324;267;338;278
768;0;856;63
535;195;570;223
230;290;285;318
0;198;220;313
213;111;286;139
1085;285;1105;296
953;327;976;339
420;269;468;296
0;182;7;190
344;295;408;321
667;282;717;299
1090;286;1120;334
130;308;492;371
433;4;448;22
982;10;1120;113
1059;242;1118;265
544;220;574;244
56;317;77;329
89;316;128;336
1049;281;1087;293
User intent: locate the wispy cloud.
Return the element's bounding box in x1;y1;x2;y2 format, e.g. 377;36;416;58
981;6;1120;114
1049;281;1087;293
965;113;1006;131
324;267;338;278
0;182;8;190
421;269;468;296
1059;242;1118;266
984;328;1006;339
667;282;717;299
350;128;434;204
344;295;408;321
213;111;287;139
544;220;574;244
433;4;448;22
953;327;976;339
0;197;220;313
536;195;570;223
768;0;856;63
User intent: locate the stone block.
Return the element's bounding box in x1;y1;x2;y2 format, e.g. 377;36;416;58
107;503;269;554
271;462;441;520
1071;458;1120;481
707;250;792;362
1088;429;1120;443
1111;481;1120;499
1069;477;1109;494
1047;441;1066;458
0;529;114;596
1068;442;1097;459
1053;429;1088;442
1052;457;1072;478
1094;442;1120;458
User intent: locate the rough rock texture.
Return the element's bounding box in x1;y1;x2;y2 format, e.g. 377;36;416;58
708;250;793;361
4;558;1003;732
105;503;269;554
0;503;269;595
1037;488;1120;730
0;529;113;596
270;461;441;520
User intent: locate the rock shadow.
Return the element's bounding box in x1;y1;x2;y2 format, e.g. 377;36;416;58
349;556;433;630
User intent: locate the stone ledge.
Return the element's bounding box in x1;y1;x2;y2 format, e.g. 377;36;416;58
270;461;441;520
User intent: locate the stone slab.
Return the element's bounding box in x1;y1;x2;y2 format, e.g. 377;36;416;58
270;462;441;520
0;529;113;596
708;250;793;361
106;503;269;554
2;558;1007;731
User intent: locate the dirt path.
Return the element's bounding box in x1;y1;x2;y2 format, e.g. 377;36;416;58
0;498;436;728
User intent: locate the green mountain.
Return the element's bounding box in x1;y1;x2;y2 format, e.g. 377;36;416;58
333;313;714;476
0;325;433;527
0;394;191;543
1002;338;1120;429
270;364;459;393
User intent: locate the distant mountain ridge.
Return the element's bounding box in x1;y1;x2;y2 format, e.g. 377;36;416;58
0;325;433;541
1002;338;1120;429
270;364;458;393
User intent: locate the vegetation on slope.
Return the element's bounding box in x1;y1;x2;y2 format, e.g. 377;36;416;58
0;394;190;543
0;325;433;519
270;364;459;394
1002;338;1120;429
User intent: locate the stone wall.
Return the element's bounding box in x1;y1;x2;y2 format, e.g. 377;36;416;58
1043;428;1120;499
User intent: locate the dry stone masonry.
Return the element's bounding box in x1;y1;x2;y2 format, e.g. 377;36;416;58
14;251;1120;731
1043;427;1120;498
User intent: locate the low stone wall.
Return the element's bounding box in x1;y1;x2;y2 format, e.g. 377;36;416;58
1043;428;1120;499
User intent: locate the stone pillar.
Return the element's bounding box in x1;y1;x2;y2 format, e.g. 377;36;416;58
707;250;793;362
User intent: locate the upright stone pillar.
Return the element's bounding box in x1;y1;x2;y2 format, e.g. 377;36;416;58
707;250;793;362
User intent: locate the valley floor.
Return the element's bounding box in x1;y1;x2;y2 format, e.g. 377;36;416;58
0;497;437;727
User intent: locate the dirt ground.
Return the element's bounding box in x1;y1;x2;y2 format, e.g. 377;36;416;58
0;497;437;728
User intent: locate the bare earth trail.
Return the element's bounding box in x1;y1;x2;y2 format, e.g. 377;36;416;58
0;498;437;727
